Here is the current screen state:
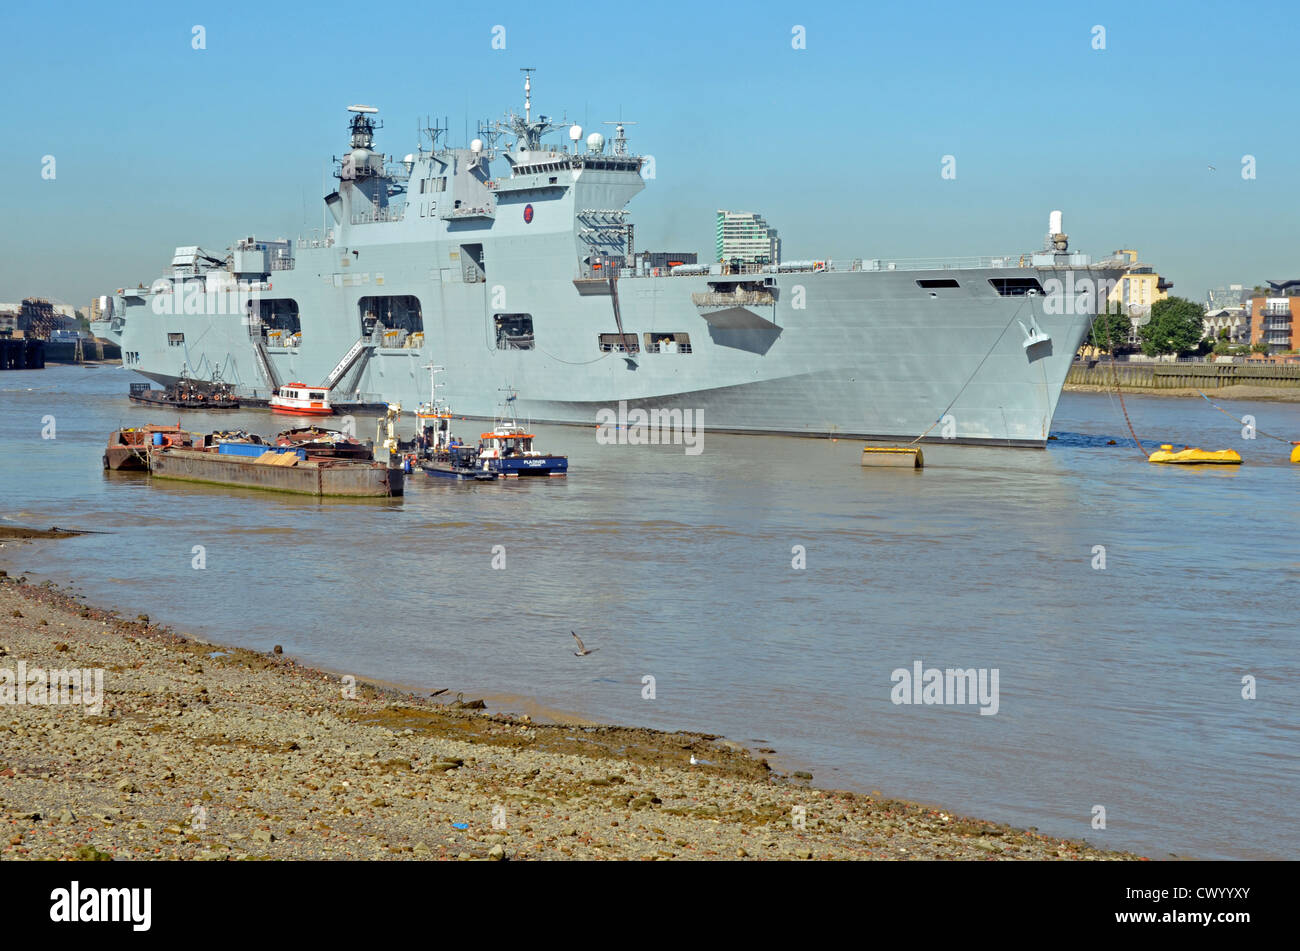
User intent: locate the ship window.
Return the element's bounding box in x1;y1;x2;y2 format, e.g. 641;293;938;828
989;278;1045;296
494;313;534;350
255;298;301;333
167;332;185;346
643;332;692;354
309;391;325;400
359;295;423;337
599;333;640;354
917;279;960;289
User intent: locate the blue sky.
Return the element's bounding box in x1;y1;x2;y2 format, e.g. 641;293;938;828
2;0;1296;308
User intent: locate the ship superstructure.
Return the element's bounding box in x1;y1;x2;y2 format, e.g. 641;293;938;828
94;74;1124;446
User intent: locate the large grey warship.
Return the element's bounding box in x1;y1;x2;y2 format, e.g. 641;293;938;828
93;74;1123;446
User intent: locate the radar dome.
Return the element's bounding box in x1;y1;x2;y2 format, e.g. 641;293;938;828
569;124;583;142
586;132;605;154
470;138;483;153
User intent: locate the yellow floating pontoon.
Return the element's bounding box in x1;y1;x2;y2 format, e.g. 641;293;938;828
1148;444;1242;465
861;446;924;468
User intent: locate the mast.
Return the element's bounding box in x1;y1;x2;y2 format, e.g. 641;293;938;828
521;67;534;124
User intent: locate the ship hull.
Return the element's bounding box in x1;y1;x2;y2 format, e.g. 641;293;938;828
101;262;1112;448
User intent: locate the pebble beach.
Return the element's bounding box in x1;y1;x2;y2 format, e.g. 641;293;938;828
0;530;1140;862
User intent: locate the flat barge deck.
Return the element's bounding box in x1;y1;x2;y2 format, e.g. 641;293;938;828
149;446;403;497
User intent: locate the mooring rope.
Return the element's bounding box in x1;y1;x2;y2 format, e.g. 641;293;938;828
1196;389;1298;445
908;298;1027;446
1109;350;1149;459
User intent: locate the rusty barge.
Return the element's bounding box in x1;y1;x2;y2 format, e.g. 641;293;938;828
149;442;403;497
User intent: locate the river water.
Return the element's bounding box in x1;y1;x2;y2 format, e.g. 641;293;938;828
2;364;1296;859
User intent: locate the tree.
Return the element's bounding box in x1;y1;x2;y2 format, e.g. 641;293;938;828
1251;341;1271;354
1218;326;1230;342
1138;296;1205;356
1089;302;1131;353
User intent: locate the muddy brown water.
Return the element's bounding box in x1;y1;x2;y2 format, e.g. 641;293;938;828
2;364;1297;859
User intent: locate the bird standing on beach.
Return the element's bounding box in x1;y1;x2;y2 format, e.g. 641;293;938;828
571;631;598;656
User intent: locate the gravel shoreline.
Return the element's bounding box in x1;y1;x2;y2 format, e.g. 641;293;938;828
0;536;1142;861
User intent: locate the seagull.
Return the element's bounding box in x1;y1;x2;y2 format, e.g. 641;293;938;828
689;754;699;765
571;631;598;656
1207;164;1216;171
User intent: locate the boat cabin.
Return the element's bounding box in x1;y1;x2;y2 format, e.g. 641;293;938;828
478;428;537;458
271;382;332;415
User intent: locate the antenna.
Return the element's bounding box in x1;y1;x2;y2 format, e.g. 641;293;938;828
603;119;637;155
420;116;449;151
520;67;536;124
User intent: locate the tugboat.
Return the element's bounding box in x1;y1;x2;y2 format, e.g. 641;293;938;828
475;393;567;477
128;373;239;410
270;383;332;416
410;363;498;481
476;422;567;477
423;443;499;481
414;411;497;481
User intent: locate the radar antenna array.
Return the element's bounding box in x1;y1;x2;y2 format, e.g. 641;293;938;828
420;116;449;152
603;118;637;155
493;69;568;152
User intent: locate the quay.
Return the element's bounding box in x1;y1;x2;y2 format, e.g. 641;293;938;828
1067;361;1300;390
0;337;44;370
43;338;121;364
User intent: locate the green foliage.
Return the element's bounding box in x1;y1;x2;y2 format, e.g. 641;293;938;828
1089;304;1131;353
1217;326;1230;342
1138;296;1206;356
1251;341;1271;354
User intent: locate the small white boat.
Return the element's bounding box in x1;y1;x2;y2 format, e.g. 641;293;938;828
270;382;332;416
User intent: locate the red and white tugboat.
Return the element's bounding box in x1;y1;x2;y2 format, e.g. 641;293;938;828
270;383;332;416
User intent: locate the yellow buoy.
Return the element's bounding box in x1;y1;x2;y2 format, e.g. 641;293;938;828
862;446;924;468
1291;444;1300;464
1148;444;1242;465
